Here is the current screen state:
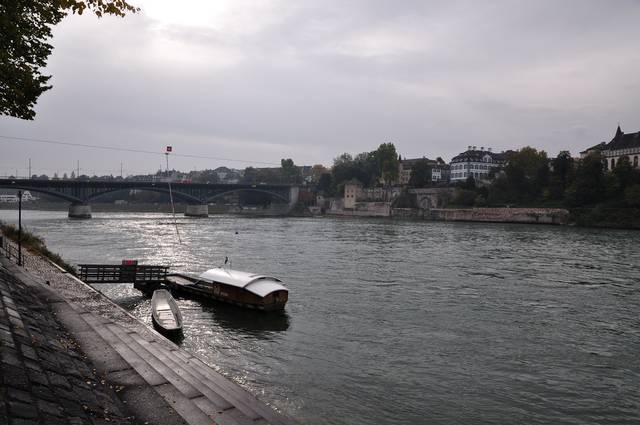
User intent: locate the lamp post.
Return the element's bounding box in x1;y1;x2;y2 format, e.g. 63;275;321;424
17;190;22;266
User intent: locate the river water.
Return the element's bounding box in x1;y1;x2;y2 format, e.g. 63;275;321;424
1;210;639;424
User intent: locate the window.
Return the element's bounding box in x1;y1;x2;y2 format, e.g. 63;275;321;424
634;156;638;167
611;158;615;168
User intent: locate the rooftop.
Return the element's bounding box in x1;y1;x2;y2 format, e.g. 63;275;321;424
582;126;640;154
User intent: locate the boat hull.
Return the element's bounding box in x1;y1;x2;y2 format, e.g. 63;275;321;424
151;289;183;335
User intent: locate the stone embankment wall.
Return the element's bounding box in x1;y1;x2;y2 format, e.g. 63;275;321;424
326;201;391;217
391;208;420;219
428;208;570;225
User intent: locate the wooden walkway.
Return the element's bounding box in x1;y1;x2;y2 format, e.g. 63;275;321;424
78;264;169;285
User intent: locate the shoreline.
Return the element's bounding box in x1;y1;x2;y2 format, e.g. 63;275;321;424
0;235;296;424
2;204;639;229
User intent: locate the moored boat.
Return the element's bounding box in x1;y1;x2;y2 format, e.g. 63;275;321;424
151;289;183;335
166;267;289;311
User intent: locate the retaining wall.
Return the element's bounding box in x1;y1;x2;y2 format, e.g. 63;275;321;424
428;208;570;225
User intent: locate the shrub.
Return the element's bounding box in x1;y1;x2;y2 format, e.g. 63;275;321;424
0;222;76;275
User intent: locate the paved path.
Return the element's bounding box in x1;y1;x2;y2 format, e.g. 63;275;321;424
0;254;295;425
0;262;131;424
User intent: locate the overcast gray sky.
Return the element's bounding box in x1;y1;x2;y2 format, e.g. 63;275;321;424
1;0;639;177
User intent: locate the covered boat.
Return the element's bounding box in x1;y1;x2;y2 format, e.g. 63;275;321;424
166;267;289;311
151;289;183;335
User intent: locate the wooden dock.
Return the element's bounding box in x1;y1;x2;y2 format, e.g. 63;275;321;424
78;262;169;292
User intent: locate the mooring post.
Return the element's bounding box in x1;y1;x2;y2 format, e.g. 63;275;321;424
17;190;22;266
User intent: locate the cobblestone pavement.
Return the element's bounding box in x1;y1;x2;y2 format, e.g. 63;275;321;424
0;264;135;425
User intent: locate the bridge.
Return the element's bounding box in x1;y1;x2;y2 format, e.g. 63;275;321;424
0;179;299;218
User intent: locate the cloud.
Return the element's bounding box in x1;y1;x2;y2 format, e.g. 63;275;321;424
1;0;639;177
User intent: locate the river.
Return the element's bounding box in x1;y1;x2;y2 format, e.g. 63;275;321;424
1;210;638;424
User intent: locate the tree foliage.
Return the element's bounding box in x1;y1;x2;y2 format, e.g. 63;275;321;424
280;158;302;183
408;159;432;187
1;0;137;120
565;152;606;207
376;142;399;184
502;147;549;203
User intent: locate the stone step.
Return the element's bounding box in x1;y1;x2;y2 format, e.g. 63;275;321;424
67;301;292;424
44;301;190;425
131;336;255;425
106;323;203;399
78;312;211;425
170;348;293;425
138;337;257;414
109;325;254;425
80;313;168;387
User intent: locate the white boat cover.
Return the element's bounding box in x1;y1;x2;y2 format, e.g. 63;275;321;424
198;268;288;298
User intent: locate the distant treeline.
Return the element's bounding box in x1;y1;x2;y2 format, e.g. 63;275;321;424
452;148;640;209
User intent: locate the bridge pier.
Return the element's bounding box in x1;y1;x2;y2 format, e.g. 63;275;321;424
68;203;92;219
184;204;208;217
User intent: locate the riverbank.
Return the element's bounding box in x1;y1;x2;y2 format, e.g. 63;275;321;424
0;260;133;424
427;207;570;225
0;235;295;425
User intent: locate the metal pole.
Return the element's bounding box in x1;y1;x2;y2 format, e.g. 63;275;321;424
18;190;22;266
28;158;31;179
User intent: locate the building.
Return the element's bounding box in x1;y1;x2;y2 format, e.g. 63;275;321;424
344;180;363;209
449;146;506;183
343;180;398;208
580;126;640;170
0;191;38;203
431;163;451;182
398;157;450;185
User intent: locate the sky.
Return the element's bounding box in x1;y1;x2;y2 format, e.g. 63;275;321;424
1;0;639;177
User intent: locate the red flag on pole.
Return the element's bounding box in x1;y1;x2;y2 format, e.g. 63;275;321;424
166;146;172;152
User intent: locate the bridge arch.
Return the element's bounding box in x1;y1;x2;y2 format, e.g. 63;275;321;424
205;188;290;204
86;186;203;204
0;184;83;203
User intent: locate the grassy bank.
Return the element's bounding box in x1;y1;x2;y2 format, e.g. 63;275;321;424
0;222;77;274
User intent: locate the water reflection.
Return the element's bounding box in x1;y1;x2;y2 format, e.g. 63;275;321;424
195;299;291;335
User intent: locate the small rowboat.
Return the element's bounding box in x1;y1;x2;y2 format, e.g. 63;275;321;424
151;289;183;335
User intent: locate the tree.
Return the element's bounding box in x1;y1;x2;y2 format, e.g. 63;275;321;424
625;184;640;207
549;151;574;200
242;167;257;183
1;0;137;120
317;173;333;195
331;152;375;189
408;159;432;187
502;147;549;203
376;143;399;185
310;164;328;183
280;158;301;183
565;152;606;206
452;189;476;207
190;169;219;184
462;175;476;190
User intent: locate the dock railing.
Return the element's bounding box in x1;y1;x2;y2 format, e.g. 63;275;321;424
78;264;169;285
0;235;20;262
